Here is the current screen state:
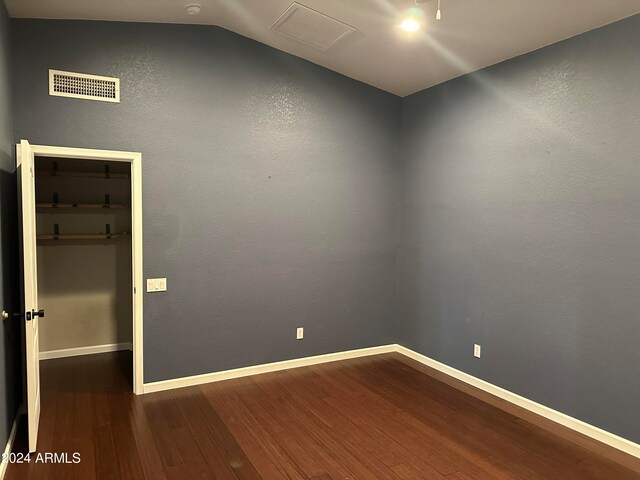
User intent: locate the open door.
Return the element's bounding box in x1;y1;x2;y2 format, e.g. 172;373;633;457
17;139;43;452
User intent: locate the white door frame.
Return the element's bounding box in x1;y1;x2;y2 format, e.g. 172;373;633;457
27;143;144;394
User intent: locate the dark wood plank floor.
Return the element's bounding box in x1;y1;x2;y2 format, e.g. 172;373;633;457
7;351;640;479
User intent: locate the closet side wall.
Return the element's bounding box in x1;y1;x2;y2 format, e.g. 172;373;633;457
37;244;131;352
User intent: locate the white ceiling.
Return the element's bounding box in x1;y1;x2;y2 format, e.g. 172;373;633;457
6;0;640;96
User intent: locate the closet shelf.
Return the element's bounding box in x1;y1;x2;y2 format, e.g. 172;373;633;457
37;203;127;209
37;171;129;179
37;233;130;241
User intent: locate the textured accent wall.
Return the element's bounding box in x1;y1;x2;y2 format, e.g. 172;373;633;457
399;13;640;442
11;19;401;382
0;0;21;448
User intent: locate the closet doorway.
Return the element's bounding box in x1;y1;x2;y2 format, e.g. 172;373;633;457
17;141;143;452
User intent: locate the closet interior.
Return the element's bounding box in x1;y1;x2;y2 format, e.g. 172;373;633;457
34;157;132;362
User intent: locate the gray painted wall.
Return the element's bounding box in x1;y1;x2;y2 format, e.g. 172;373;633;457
399;14;640;442
0;0;20;447
9;12;640;445
11;19;401;382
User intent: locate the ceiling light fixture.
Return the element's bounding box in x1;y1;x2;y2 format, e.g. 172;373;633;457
400;6;424;32
400;19;420;32
185;4;201;15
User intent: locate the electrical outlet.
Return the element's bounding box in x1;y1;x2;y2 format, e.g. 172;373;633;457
147;278;167;292
296;327;304;340
474;344;481;358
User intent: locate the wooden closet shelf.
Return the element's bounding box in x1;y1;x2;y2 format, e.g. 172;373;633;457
37;171;129;179
37;233;130;241
37;203;128;209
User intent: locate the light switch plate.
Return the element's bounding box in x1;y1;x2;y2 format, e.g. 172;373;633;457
147;278;167;292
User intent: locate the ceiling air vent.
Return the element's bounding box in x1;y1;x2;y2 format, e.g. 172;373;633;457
49;69;120;103
270;2;357;51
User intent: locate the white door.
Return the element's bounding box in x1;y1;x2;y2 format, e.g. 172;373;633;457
17;139;42;452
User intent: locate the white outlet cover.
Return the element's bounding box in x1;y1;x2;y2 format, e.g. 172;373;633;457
474;344;481;358
296;327;304;340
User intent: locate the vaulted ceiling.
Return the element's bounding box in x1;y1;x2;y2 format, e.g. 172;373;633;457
6;0;640;96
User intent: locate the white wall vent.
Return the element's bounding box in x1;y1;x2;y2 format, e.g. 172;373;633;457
49;69;120;103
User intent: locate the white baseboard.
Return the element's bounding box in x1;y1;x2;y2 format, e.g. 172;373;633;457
39;342;132;360
0;406;23;480
143;344;396;394
395;345;640;461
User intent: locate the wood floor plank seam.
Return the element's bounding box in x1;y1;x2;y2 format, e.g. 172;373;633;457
309;361;517;480
248;372;398;480
345;359;563;480
170;389;243;479
203;382;306;479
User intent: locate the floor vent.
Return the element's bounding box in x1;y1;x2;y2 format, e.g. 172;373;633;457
270;2;357;51
49;69;120;103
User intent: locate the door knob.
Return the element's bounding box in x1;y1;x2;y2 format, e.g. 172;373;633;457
13;309;44;321
1;311;8;321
